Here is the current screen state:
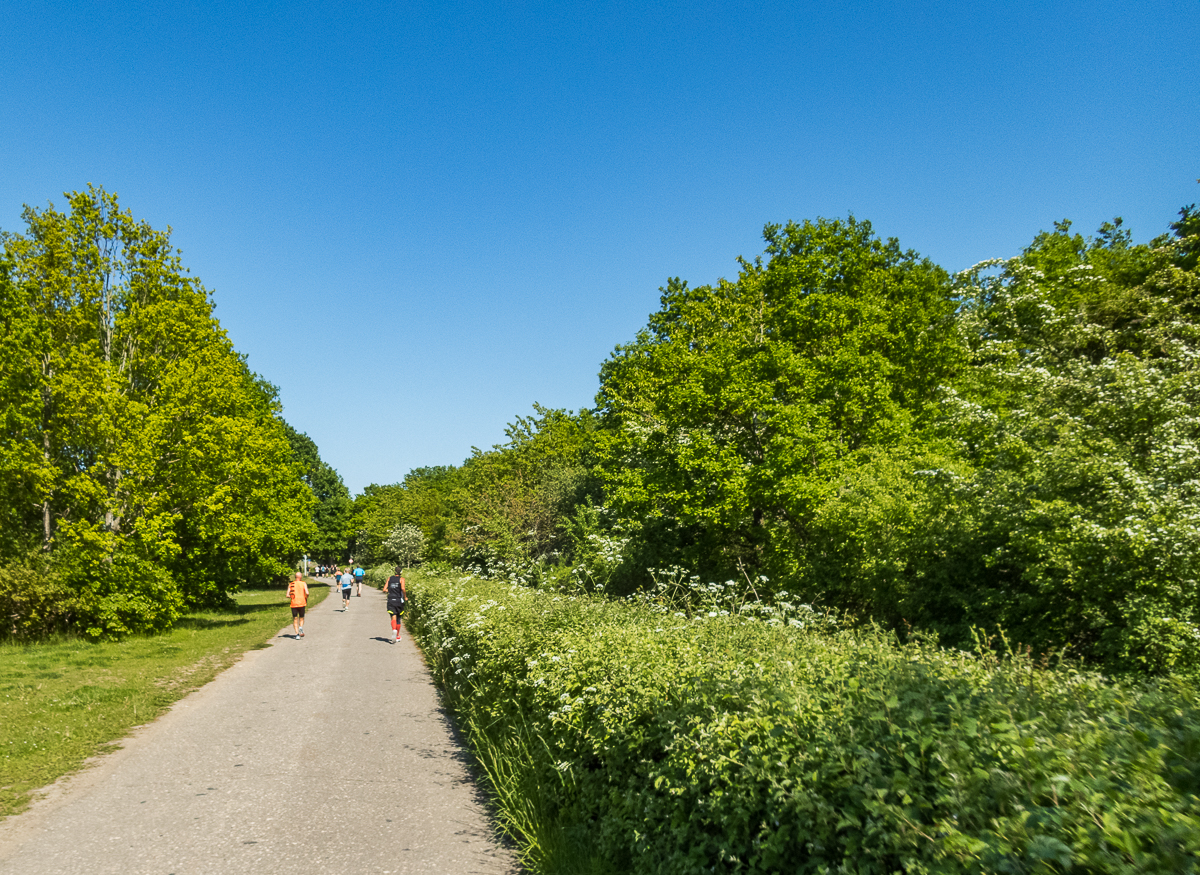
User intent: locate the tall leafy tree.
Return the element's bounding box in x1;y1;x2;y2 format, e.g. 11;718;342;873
595;217;959;588
0;187;313;636
376;466;465;564
917;213;1200;673
455;405;597;574
353;466;472;566
0;255;47;558
350;407;598;575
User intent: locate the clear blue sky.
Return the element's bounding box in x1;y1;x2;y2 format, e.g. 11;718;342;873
3;1;1197;494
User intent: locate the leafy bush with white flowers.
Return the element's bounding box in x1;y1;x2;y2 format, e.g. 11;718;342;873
382;523;426;567
919;221;1200;673
407;572;1200;874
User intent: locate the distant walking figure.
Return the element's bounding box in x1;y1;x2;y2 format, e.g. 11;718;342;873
288;572;309;638
353;564;364;596
385;567;407;644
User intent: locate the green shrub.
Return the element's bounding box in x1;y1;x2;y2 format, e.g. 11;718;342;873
363;562;395;589
0;559;83;640
407;573;1200;874
0;550;184;641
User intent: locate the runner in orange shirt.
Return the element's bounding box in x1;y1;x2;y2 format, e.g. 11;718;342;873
287;571;309;638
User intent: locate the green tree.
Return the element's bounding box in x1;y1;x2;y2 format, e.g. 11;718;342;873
382;466;465;563
0;255;46;559
284;424;352;563
350;407;598;578
595;217;959;590
351;477;450;565
383;523;425;567
0;187;313;636
1170;202;1199;271
922;214;1200;673
456;405;598;577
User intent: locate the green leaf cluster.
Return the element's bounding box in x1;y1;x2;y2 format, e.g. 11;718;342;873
594;216;959;591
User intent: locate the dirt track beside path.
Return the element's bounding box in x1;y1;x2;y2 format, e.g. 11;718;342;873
0;579;520;875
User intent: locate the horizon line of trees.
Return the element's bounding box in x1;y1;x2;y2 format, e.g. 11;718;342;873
353;197;1200;677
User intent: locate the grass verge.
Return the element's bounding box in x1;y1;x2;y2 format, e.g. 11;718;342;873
0;580;329;820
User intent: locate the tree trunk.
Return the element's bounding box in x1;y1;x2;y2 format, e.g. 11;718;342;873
42;433;52;551
41;371;53;551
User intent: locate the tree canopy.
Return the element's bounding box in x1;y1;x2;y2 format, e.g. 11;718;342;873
0;187;315;637
284;423;353;563
593;217;959;587
362;199;1200;677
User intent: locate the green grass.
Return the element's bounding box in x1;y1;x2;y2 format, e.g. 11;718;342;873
0;580;330;820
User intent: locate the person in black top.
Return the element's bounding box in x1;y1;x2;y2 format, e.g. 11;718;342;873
385;567;407;644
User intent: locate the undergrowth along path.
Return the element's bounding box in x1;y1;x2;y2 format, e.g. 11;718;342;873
0;578;518;875
408;573;1200;874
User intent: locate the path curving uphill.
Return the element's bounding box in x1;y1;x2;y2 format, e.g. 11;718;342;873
0;579;519;874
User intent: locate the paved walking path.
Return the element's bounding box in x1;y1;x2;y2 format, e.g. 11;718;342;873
0;580;519;874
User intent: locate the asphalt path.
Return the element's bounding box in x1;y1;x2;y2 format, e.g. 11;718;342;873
0;579;519;875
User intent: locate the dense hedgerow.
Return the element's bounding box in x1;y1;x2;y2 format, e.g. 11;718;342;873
406;573;1200;874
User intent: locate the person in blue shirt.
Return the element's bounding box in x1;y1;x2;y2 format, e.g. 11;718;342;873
340;566;353;610
353;564;365;596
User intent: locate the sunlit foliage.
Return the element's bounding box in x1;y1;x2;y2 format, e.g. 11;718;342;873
0;187;314;637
